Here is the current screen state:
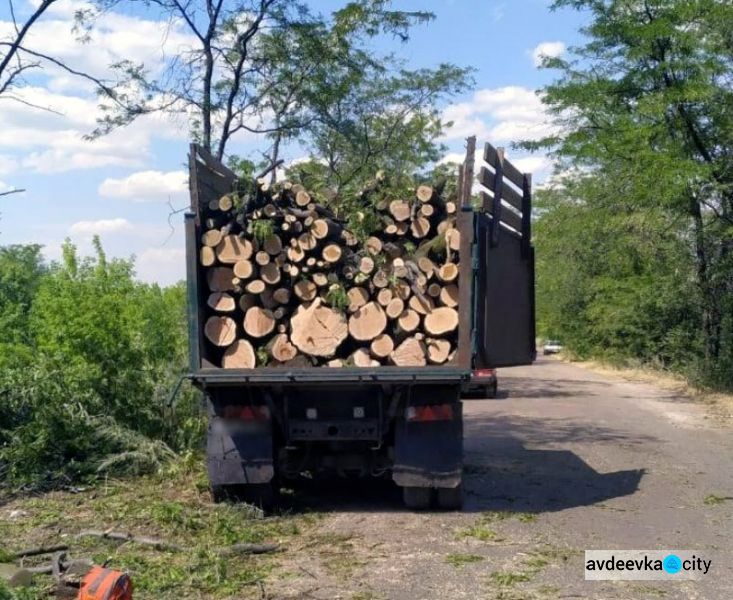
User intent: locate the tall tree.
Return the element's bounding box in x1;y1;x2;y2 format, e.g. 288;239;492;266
93;0;463;162
528;0;733;386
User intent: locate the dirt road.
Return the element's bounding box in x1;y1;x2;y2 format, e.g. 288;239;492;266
270;357;733;600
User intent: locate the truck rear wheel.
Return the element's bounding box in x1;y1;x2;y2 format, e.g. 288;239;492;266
402;486;432;509
436;484;463;510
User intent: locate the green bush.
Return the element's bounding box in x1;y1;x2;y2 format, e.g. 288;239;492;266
0;239;203;491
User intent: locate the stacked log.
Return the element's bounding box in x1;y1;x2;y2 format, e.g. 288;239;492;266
198;178;461;368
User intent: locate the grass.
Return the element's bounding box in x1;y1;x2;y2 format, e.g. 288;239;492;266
0;459;314;599
703;493;730;506
457;510;536;542
446;553;485;567
487;545;576;593
489;571;531;586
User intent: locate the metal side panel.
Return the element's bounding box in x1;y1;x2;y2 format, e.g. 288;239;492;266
475;212;536;368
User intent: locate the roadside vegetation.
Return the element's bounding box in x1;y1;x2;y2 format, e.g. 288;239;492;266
531;0;733;392
0;460;314;599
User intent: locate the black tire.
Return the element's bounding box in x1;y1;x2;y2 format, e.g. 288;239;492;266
486;382;497;398
402;486;432;509
436;484;463;510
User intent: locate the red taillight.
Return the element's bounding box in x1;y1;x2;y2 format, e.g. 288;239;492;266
406;404;454;422
222;405;270;421
474;368;496;377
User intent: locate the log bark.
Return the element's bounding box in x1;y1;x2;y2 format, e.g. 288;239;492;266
290;299;348;358
205;316;237;346
222;339;256;368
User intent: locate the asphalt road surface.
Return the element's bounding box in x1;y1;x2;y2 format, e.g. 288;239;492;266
271;357;733;600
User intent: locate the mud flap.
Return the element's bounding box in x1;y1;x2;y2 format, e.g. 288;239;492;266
206;416;274;486
392;402;463;489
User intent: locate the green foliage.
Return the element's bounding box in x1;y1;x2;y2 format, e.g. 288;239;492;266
529;0;733;389
325;284;349;311
0;240;202;490
251;219;274;244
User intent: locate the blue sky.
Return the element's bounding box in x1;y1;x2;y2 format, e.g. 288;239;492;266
0;0;586;285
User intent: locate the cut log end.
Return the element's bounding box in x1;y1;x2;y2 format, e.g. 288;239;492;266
222;340;256;369
348;301;387;342
424;307;459;336
243;307;276;338
390;337;426;366
205;316;237;347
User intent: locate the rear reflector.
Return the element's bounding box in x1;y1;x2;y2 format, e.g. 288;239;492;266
406;404;454;422
222;405;270;421
474;368;496;377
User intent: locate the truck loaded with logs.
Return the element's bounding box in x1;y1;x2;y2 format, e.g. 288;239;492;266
185;136;535;509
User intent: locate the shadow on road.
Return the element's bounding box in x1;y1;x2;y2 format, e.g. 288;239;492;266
277;414;645;516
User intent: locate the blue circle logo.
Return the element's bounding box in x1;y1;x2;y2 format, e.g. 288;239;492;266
663;554;682;574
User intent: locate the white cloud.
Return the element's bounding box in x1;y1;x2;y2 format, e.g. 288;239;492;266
531;41;566;67
511;155;553;176
0;4;198;176
99;170;188;202
438;152;464;166
0;155;18;176
69;218;133;234
441;86;557;146
134;246;186;285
